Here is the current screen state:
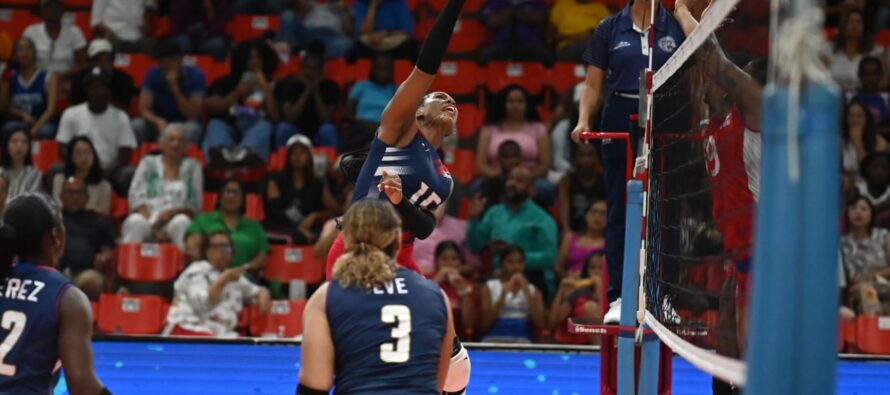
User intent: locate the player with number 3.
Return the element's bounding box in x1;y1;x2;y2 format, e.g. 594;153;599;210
298;199;455;394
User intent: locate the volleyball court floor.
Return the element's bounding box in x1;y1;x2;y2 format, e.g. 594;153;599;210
50;339;890;394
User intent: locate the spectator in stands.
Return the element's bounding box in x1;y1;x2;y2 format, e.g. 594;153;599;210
414;201;480;275
856;152;890;218
274;44;342;150
549;249;603;345
123;123;203;250
480;0;552;64
135;39;205;144
479;245;546;343
345;53;395;151
477;85;553;204
352;0;415;59
57;68;137;181
22;0;87;77
1;37;58;139
850;56;889;130
277;0;355;58
431;241;477;339
0;171;8;211
68;39;136;111
58;177;115;301
556;199;605;278
842;100;886;184
842;196;890;314
312;183;354;259
204;39;279;162
824;9;883;92
265;134;337;244
468;166;559;299
475;139;522;214
165;231;272;338
549;0;610;61
51;136;113;215
1;128;42;199
91;0;156;53
557;143;606;233
169;0;233;60
185;178;270;278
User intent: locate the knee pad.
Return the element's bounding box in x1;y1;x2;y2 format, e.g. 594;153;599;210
444;338;470;394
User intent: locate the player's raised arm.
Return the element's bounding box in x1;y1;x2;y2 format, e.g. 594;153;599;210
378;0;466;147
297;283;335;394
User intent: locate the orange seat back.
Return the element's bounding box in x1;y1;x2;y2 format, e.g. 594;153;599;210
249;300;307;337
265;245;324;284
856;315;890;354
116;243;182;282
97;294;168;334
31;140;60;175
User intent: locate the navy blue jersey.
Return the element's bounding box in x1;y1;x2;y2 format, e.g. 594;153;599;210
582;3;685;93
351;133;453;226
327;267;447;394
0;263;72;395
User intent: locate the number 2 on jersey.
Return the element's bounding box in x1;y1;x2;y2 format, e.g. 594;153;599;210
380;305;411;363
0;311;27;376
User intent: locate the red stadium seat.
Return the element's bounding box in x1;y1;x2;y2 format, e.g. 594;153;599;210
63;11;92;38
62;0;93;7
856;315;890;354
110;192;129;222
325;58;354;87
265;245;325;284
486;62;550;95
205;166;267;185
0;9;40;38
429;61;480;96
114;53;154;87
455;104;483;139
274;56;301;79
90;301;99;325
31;140;60;175
228;15;281;43
3;0;39;5
416;18;485;54
313;146;339;166
184;55;229;84
447;148;476;184
149;15;171;37
551;62;587;94
394;59;413;84
267;146;287;172
248;299;307;337
879;29;890;48
97;294;168;335
116;243;183;282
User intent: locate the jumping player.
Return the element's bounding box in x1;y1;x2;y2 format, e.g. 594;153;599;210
0;193;109;395
323;0;472;390
298;199;455;394
674;2;764;393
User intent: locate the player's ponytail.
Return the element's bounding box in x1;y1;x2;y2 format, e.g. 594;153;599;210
332;199;402;290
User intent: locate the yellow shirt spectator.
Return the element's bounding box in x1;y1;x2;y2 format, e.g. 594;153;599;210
550;0;611;50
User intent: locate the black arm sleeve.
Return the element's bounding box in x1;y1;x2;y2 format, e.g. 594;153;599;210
415;0;467;74
394;198;437;239
296;383;329;395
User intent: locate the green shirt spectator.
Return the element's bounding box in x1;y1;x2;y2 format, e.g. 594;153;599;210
187;211;269;268
467;167;559;298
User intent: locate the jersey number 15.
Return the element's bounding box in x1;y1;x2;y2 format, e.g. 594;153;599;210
380;305;411;363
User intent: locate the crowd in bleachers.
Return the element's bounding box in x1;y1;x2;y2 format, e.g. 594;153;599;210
1;0;890;351
0;0;620;343
827;4;890;355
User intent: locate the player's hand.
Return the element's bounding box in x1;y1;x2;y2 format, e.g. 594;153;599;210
379;170;403;205
571;123;589;145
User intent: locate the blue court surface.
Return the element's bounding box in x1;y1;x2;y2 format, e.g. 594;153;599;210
53;339;890;394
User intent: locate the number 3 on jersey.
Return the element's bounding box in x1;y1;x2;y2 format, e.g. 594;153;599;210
380;305;411;363
0;310;27;376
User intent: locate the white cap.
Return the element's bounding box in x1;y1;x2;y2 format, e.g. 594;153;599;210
286;134;313;150
87;39;113;58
